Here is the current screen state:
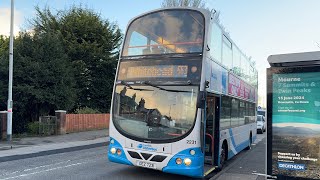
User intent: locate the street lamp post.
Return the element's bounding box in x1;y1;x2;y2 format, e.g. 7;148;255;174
7;0;14;142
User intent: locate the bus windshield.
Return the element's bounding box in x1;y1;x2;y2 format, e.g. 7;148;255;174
122;9;205;56
112;85;198;141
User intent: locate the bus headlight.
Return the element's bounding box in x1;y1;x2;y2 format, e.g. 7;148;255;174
110;147;116;154
189;149;196;155
176;158;182;165
184;158;192;166
110;139;114;144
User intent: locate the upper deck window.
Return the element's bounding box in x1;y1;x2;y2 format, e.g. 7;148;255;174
122;10;205;56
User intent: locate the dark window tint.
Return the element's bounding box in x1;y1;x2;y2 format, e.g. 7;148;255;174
220;96;256;128
239;101;245;125
231;98;239;126
220;96;231;129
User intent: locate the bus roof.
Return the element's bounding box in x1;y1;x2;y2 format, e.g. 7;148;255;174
123;7;256;69
124;7;213;32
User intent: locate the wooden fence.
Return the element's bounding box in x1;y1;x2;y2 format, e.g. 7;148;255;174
65;114;110;133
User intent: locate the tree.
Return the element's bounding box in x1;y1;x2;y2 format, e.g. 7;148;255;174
0;35;9;56
20;32;76;132
32;6;122;113
0;31;76;133
0;5;122;133
0;36;9;111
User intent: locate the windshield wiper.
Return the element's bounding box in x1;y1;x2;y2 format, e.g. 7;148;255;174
120;81;153;91
143;81;192;93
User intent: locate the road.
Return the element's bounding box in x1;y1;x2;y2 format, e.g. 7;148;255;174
0;133;266;180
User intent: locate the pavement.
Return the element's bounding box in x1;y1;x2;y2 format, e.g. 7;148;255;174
212;134;267;180
0;129;109;162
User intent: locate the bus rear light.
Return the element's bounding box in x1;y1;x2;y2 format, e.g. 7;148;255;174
117;149;122;155
184;158;192;166
176;158;182;165
189;149;196;155
110;147;116;154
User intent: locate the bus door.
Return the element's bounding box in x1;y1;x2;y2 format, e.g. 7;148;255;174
204;94;220;165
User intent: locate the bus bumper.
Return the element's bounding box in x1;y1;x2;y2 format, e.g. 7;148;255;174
162;148;204;178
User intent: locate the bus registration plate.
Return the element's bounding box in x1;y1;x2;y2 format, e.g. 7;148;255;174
136;160;156;169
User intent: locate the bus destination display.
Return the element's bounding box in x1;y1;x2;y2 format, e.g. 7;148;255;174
122;65;188;79
272;72;320;179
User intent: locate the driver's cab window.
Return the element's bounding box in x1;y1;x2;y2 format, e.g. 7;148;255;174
128;32;148;56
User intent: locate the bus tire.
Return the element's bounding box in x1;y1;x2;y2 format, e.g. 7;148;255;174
245;133;252;150
218;141;228;170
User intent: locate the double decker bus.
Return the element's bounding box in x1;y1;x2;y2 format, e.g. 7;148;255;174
108;7;258;178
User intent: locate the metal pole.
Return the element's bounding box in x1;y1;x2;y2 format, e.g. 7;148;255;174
7;0;14;142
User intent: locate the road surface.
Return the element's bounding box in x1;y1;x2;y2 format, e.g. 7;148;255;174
0;133;266;180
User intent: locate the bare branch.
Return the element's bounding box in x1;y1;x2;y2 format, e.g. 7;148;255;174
161;0;206;8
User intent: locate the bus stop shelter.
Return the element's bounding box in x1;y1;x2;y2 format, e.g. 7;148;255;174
267;51;320;180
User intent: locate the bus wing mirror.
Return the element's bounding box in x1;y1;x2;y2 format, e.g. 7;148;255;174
197;91;206;109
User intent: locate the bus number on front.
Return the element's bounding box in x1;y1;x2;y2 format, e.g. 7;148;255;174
187;140;196;144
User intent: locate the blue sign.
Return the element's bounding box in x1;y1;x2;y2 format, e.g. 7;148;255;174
278;162;305;171
137;144;157;152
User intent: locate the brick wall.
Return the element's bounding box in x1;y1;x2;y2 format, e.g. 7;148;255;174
65;114;110;133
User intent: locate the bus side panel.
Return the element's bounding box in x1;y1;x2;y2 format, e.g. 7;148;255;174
219;123;254;160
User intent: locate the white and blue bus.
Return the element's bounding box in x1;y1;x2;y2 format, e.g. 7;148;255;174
108;7;258;178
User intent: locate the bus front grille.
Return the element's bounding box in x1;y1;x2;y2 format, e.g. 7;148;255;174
150;155;167;162
127;151;142;159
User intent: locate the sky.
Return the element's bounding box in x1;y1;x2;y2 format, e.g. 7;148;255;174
1;0;320;107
